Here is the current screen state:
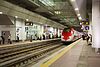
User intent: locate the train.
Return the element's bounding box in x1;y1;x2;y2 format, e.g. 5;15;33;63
61;27;81;44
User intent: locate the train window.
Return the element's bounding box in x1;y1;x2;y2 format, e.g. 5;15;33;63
63;28;70;32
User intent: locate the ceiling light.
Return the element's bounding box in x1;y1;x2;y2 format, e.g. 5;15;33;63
79;16;82;20
39;0;54;6
0;12;3;14
49;11;54;15
26;19;29;21
71;0;75;2
77;14;80;16
75;8;79;11
80;23;82;25
55;11;61;14
15;16;18;18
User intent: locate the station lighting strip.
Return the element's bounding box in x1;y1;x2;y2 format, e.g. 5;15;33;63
39;0;54;6
70;0;83;20
0;12;3;14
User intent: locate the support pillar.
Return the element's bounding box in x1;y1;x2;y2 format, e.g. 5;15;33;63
92;0;100;52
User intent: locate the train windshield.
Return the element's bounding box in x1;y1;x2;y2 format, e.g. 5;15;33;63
63;28;70;32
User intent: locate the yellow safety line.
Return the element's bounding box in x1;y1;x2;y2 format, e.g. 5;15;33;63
41;39;81;67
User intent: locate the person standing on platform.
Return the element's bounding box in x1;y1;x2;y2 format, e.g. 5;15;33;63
16;34;19;42
8;35;12;44
0;36;2;45
30;35;33;42
1;35;5;44
82;34;85;40
43;34;45;40
86;34;90;45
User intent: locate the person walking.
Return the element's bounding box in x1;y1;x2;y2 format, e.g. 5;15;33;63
88;34;92;45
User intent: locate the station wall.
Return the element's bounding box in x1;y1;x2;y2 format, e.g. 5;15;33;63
0;17;45;41
0;0;63;41
0;17;61;41
16;19;26;41
0;25;16;40
15;18;44;41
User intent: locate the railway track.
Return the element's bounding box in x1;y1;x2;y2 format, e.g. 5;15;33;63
0;40;63;67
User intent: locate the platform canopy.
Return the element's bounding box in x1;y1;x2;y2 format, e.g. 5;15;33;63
5;0;79;26
5;0;91;31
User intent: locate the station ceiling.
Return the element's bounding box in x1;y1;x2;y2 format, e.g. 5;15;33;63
5;0;92;31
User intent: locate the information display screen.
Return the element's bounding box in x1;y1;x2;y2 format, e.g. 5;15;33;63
25;22;33;26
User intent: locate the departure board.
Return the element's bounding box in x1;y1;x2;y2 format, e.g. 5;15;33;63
25;22;33;26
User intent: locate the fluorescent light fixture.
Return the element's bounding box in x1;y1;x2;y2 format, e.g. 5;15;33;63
15;16;18;18
77;14;80;16
26;19;29;21
0;12;3;14
80;23;82;25
75;8;79;11
39;0;54;6
58;11;61;14
49;11;54;15
79;16;82;20
71;0;75;2
55;11;61;14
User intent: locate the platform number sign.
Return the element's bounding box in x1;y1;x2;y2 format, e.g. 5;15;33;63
81;21;89;25
85;26;89;30
25;22;33;26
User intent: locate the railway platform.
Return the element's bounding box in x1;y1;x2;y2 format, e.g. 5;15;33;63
33;39;100;67
0;38;60;47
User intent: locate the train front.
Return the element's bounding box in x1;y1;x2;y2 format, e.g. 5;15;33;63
61;28;74;44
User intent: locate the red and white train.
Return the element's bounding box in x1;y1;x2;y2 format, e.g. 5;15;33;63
61;27;81;44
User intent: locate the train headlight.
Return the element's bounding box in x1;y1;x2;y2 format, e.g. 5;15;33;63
61;36;64;38
69;36;71;38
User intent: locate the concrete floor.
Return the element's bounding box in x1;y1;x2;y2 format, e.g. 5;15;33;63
50;40;84;67
50;40;100;67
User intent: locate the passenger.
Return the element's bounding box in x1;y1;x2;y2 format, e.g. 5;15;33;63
52;34;54;39
34;34;37;40
0;36;2;45
16;34;19;42
1;35;5;44
39;36;42;40
82;35;85;40
37;37;39;40
30;35;32;42
88;34;92;45
86;34;90;44
56;34;58;38
8;35;12;44
49;34;51;39
89;34;92;42
43;34;45;40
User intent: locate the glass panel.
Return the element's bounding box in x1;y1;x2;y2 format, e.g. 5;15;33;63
39;0;55;6
63;28;70;32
